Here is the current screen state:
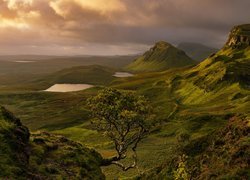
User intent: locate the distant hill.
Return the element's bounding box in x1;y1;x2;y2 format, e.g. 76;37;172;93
36;65;116;88
126;41;195;72
177;42;218;62
0;106;104;179
0;55;136;88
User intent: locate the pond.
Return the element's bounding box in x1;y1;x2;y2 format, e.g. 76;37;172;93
14;61;36;63
45;84;94;92
113;72;134;77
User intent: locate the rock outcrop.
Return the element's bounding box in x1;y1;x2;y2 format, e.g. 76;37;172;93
225;24;250;48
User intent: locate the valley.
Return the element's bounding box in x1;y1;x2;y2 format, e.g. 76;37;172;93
0;24;249;179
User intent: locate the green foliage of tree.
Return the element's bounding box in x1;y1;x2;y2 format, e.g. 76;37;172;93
87;88;153;171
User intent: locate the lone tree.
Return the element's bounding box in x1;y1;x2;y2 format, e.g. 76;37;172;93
87;88;152;171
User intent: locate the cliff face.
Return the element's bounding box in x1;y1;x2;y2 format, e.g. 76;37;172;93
225;24;250;48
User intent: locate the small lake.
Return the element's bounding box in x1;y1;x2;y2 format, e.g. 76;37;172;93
113;72;134;78
14;61;35;63
45;84;94;92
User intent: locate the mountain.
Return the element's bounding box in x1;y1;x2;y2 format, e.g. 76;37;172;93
0;106;104;179
126;41;195;72
136;24;250;179
177;42;218;62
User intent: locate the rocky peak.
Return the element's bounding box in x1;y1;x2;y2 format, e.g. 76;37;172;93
226;24;250;48
155;41;172;47
150;41;173;51
144;41;182;61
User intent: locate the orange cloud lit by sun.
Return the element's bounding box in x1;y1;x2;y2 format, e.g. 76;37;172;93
0;16;28;29
49;0;125;19
0;0;41;29
0;0;126;29
3;0;33;10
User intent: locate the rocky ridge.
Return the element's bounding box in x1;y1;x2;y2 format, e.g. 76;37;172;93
226;24;250;48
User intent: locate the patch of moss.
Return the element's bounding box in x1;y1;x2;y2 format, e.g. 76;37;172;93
0;107;105;179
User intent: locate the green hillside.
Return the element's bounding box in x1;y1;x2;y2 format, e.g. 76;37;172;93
177;42;218;62
0;24;249;179
139;115;250;180
126;41;195;72
136;24;250;179
103;24;250;178
0;106;104;179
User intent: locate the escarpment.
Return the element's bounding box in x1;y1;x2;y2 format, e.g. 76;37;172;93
226;24;250;48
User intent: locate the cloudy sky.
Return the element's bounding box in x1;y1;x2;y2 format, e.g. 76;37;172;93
0;0;249;55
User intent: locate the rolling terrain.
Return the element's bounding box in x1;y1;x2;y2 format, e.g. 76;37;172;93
0;24;249;179
0;55;135;87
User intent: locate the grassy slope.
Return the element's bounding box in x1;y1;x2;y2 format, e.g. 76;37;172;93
133;45;250;179
29;132;105;179
171;47;250;115
139;115;250;180
0;107;30;178
0;88;102;130
99;45;250;178
0;106;105;179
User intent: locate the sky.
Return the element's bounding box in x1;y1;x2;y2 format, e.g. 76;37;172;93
0;0;249;55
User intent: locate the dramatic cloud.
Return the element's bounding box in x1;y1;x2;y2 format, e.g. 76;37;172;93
0;0;249;55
